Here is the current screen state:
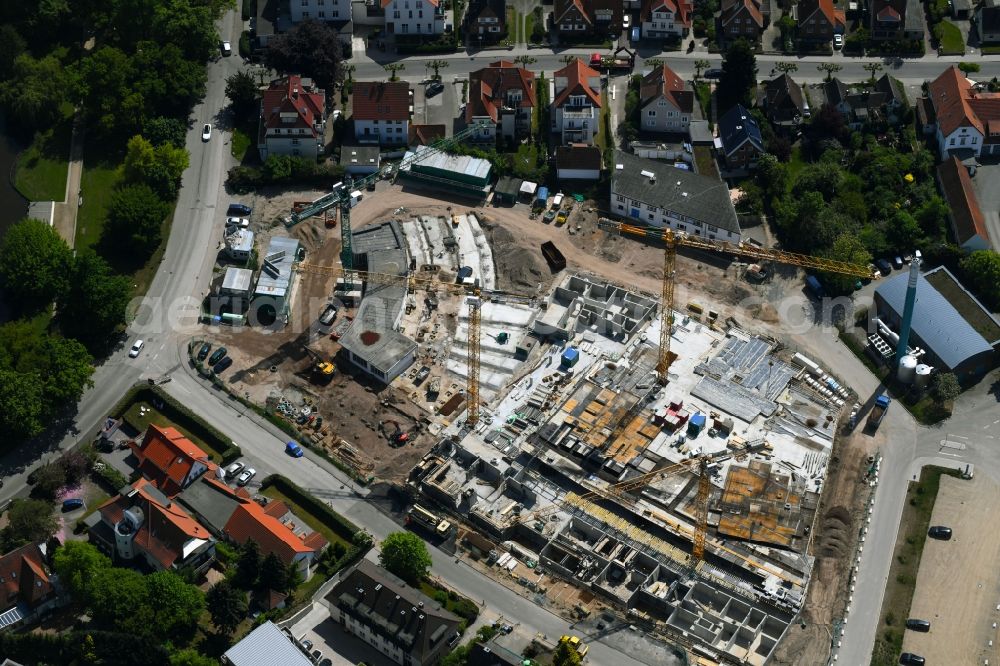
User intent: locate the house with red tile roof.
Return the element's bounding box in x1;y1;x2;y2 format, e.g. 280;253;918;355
465;61;536;142
0;541;59;630
257;76;326;161
129;424;215;496
639;64;694;134
382;0;445;36
720;0;764;43
937;157;992;251
553;0;623;37
551;59;602;145
353;81;411;146
465;0;508;45
86;478;217;574
926;65;1000;160
869;0;924;41
640;0;692;39
796;0;845;43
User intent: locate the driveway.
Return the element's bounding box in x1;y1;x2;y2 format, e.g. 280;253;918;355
413;80;460;136
970;161;1000;252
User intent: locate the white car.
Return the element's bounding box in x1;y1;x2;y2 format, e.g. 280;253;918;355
236;467;256;486
224;461;245;479
833;33;843;49
221;41;232;56
202;124;212;141
129;340;144;358
226;216;250;229
623;14;631;29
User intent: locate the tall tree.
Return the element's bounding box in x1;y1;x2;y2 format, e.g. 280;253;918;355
226;70;260;119
264;19;344;91
0;24;26;80
73;46;144;137
206;580;248;635
259;552;288;592
960;250;1000;310
143;116;187;148
0;54;68;132
822;233;872;294
379;532;432;586
87;566;154;635
170;649;218;666
0;218;73;313
60;252;133;354
145;570;205;639
0;370;43;440
717;38;757;112
53;542;113;602
694;59;710;80
553;642;583;666
104;183;171;262
1;499;59;550
235;540;262;589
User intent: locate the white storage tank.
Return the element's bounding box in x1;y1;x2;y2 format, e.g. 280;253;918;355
897;354;918;384
915;364;933;389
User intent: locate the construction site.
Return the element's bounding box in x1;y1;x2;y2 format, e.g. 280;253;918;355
197;140;876;662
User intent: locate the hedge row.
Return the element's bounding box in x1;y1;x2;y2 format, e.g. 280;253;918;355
113;383;242;465
92;462;130;493
0;630;171;666
260;474;360;542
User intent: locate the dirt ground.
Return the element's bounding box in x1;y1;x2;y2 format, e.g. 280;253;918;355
902;475;1000;665
770;424;883;665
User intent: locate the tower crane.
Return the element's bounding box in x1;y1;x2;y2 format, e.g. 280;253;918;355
293;264;489;425
287;122;489;272
597;219;877;383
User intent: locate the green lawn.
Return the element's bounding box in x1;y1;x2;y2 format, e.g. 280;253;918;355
76;161;122;252
524;12;536;44
785;145;806;188
935;20;965;55
596;89;610;151
14;120;72;202
122;401;229;462
695;82;712;124
260;485;352;550
231;128;252;160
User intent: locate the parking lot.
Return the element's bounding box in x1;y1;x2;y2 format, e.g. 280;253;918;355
291;603;396;666
412;78;462;136
903;474;1000;665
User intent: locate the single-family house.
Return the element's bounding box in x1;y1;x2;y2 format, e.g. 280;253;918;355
639;64;693;133
129;424;214;496
465;61;536;142
640;0;693;38
551;59;602;145
977;0;1000;43
870;0;925;41
257;76;326;160
719;0;764;42
717;104;765;170
325;560;462;666
875;73;906;112
381;0;446;35
610;150;742;243
553;0;623;37
796;0;844;43
925;65;1000;159
353;81;411;146
465;0;507;43
86;478;217;574
937;156;992;251
760;74;809;125
0;541;59;631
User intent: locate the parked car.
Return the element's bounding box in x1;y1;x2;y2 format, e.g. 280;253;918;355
905;618;930;632
221;40;232;56
311;650;323;663
213;356;233;373
426;81;444;97
899;653;926;666
893;256;904;270
226;216;250;229
197;342;212;361
833;33;843;49
129;340;144;358
875;258;893;275
227;203;252;216
62;498;84;512
300;638;313;652
224;461;245;479
208;347;227;365
623;14;631;28
704;68;723;79
236;467;256;486
928;525;952;540
201;124;212;141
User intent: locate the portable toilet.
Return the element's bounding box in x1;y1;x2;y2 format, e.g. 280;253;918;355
687;412;707;437
561;347;580;368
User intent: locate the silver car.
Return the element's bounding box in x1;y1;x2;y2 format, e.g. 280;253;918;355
236;467;256;486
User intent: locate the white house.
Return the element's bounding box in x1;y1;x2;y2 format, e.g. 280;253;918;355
925;65;1000;159
551;59;602;145
610;150;741;243
290;0;351;22
639;64;693;133
640;0;692;38
257;76;326;160
352;81;411;146
381;0;446;35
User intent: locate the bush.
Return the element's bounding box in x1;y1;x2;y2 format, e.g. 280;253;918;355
227;157;345;193
92;462;129;493
239;31;251;59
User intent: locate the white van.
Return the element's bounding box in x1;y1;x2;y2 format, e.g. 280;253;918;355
350;190;363;207
552;192;564;209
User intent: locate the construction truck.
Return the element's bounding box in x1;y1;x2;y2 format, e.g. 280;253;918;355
407;504;452;537
866;394;891;432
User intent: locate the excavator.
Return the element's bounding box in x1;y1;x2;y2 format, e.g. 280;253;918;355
302;345;335;382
